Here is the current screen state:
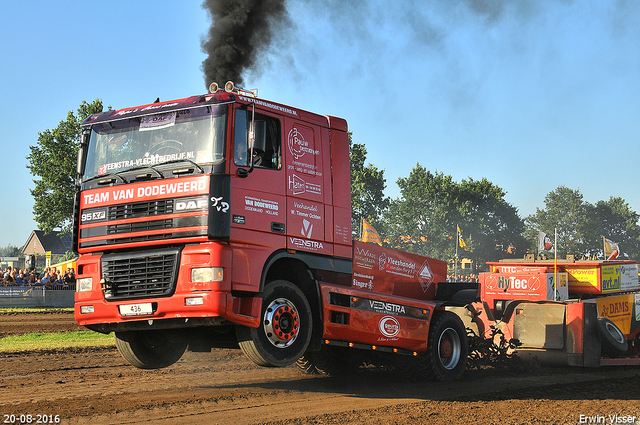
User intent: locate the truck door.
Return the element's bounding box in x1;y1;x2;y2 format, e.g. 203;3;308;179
229;108;286;246
283;117;333;256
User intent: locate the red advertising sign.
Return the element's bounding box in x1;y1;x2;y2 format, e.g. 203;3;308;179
80;175;210;208
352;241;446;300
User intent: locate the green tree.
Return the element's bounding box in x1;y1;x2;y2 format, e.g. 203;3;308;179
0;244;22;257
26;100;103;234
350;134;390;237
384;167;458;259
58;251;78;262
526;187;640;260
383;165;525;268
524;186;588;258
585;197;640;260
457;177;526;265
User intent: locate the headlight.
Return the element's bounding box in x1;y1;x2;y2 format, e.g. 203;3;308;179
76;277;93;292
80;305;94;314
191;267;224;283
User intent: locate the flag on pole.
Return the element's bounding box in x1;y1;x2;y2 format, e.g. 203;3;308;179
361;218;382;246
538;231;553;252
457;226;467;249
603;237;620;260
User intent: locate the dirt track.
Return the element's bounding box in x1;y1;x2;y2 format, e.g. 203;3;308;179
1;311;639;424
0;310;84;338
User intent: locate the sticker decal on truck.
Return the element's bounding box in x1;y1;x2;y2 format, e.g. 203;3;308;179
349;296;430;320
379;316;400;338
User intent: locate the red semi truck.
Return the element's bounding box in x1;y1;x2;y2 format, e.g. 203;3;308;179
74;84;640;380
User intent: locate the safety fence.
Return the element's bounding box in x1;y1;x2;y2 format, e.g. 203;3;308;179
0;286;75;308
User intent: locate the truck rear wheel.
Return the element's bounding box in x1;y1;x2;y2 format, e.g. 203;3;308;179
425;312;468;381
115;329;187;369
236;280;312;367
597;318;628;357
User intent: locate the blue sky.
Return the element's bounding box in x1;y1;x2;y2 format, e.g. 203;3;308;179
1;0;639;248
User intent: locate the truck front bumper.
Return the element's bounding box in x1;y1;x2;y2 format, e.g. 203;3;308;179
74;243;262;332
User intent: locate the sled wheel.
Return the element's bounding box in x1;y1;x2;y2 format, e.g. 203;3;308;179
115;329;187;369
237;280;312;367
597;318;628;357
425;312;468;381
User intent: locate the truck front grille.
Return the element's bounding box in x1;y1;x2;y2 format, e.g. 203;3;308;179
101;248;180;301
107;219;174;234
108;199;174;220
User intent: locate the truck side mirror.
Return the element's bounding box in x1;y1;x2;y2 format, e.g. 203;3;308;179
76;131;90;184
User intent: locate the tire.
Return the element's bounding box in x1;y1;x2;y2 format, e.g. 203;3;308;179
597;318;628;358
394;353;432;381
115;329;187;369
236;280;313;367
297;345;362;376
296;355;319;375
425;312;468;381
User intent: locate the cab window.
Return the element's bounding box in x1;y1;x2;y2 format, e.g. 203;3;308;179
234;109;281;170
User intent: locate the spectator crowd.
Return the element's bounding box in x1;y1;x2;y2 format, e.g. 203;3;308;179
447;274;479;283
1;266;76;290
5;266;474;288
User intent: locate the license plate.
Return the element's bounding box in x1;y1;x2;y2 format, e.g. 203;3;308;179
119;303;153;316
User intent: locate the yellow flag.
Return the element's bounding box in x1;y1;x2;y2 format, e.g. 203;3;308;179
362;218;382;246
603;237;619;260
457;226;467;249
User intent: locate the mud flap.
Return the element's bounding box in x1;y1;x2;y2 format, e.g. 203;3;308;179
566;302;601;367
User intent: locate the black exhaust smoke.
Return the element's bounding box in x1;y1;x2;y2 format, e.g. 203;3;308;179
201;0;288;88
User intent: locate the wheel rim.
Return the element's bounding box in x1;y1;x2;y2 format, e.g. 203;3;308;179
605;321;626;344
438;327;462;370
263;297;300;348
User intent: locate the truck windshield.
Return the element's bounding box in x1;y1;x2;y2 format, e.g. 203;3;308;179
83;105;227;180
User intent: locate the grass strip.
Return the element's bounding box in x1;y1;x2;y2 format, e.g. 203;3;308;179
0;331;114;352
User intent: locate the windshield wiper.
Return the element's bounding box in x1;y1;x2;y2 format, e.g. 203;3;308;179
82;172;127;185
116;164;164;180
83;160;204;186
159;159;205;175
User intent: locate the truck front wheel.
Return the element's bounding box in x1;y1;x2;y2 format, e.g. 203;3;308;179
425;312;468;381
236;280;313;367
115;329;187;369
